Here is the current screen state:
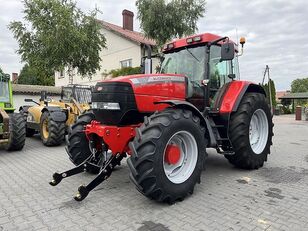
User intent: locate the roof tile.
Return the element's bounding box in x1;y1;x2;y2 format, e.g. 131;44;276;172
99;20;156;46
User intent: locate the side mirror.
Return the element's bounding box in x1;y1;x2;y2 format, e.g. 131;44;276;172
221;42;235;61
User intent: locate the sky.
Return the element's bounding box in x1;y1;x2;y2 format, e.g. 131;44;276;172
0;0;308;90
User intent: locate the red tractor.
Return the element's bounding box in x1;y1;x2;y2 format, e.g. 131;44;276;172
50;33;273;203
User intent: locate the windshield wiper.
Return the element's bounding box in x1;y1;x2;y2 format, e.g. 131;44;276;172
185;47;200;62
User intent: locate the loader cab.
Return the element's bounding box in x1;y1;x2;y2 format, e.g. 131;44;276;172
160;33;240;111
61;85;92;104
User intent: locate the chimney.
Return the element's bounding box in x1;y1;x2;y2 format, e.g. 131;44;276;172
12;73;18;83
122;9;134;31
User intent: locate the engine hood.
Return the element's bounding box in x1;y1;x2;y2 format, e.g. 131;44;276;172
101;73;187;99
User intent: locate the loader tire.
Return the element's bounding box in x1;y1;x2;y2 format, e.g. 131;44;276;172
20;109;36;137
5;113;26;151
127;108;207;204
40;111;65;146
66;111;95;166
225;92;273;169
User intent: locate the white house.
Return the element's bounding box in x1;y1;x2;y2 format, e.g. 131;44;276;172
55;10;157;87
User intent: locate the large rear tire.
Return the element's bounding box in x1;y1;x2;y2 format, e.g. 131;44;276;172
40;111;65;146
225;92;273;169
127;109;207;203
5;113;26;151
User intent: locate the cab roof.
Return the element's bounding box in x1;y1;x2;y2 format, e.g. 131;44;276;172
163;33;237;53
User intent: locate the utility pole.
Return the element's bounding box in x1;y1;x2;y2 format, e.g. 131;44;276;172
263;65;273;115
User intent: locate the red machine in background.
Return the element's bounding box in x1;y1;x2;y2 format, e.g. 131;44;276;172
50;33;273;203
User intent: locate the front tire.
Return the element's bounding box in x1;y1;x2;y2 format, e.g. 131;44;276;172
5;113;26;151
225;93;273;169
66;111;95;166
40;112;65;146
127;109;207;203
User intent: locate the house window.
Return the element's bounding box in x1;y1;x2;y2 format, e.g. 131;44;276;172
59;70;65;79
120;59;132;68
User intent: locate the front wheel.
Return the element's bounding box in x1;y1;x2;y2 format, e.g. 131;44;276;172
127;109;207;203
225;92;274;169
40;112;65;146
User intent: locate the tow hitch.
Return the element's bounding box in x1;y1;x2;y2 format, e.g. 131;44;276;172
49;136;124;201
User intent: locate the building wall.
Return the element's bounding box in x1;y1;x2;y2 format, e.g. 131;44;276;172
55;28;142;87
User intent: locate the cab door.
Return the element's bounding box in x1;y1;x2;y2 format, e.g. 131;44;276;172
208;45;237;107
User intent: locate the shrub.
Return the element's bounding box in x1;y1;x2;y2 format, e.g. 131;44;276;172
109;67;141;78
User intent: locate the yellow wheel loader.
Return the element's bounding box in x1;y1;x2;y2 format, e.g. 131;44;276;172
20;85;91;146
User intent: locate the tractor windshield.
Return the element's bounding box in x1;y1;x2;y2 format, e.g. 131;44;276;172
160;46;206;82
0;81;10;103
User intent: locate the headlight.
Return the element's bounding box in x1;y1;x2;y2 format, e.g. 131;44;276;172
91;102;120;110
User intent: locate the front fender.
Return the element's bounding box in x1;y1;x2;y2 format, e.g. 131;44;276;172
155;100;216;147
49;111;67;122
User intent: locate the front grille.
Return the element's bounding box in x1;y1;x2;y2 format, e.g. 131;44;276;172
91;82;142;125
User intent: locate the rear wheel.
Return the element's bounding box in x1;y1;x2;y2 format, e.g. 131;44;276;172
225;93;273;169
5;113;26;151
127;109;207;203
40;112;65;146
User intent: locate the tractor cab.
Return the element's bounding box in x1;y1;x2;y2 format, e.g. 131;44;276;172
159;33;242;111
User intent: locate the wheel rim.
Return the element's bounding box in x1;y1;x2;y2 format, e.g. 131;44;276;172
42;119;49;139
249;109;269;154
163;131;198;184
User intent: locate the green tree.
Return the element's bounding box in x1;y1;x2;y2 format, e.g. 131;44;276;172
136;0;206;47
291;78;308;93
262;79;277;107
0;67;10;80
18;64;54;86
9;0;106;84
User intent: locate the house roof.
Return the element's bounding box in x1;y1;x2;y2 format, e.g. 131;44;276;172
276;91;288;100
278;92;308;99
99;20;156;46
12;84;61;95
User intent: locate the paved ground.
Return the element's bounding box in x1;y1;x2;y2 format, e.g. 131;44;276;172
0;115;308;231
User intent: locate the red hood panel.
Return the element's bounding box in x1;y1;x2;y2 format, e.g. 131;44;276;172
100;74;187;113
102;74;186;99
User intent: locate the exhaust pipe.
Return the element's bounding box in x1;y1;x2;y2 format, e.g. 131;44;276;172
143;44;152;74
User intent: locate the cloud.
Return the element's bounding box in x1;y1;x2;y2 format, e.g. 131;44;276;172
1;0;307;90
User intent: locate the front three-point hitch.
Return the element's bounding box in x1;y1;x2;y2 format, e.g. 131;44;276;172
49;150;124;201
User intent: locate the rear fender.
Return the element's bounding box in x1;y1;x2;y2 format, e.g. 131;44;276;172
219;81;266;113
154;100;216;147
